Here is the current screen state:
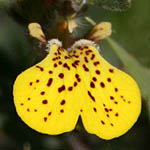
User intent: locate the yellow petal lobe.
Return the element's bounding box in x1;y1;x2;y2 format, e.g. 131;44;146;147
13;40;141;140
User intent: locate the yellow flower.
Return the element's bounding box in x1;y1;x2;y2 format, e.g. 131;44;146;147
13;22;141;140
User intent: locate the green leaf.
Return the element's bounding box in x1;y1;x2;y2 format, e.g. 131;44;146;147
106;37;150;100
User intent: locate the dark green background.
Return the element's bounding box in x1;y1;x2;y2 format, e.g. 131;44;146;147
0;0;149;150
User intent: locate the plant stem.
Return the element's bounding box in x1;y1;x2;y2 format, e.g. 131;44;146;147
85;17;96;26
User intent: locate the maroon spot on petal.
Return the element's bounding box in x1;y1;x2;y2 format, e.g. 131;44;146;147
20;103;24;106
27;108;30;112
64;56;69;59
57;51;61;55
40;91;45;95
68;86;73;91
84;46;88;49
27;97;31;100
47;78;53;87
100;82;105;88
110;96;114;100
90;54;95;60
57;48;61;55
44;117;47;122
58;73;64;79
93;107;97;112
114;101;118;104
75;73;79;78
109;108;112;111
109;69;114;73
80;109;83;112
42;99;48;104
52;58;56;61
58;61;62;65
63;63;70;70
77;78;81;82
72;55;79;58
106;114;109;118
84;57;88;63
48;112;52;116
92;77;97;82
72;63;76;68
75;74;81;82
56;46;60;51
73;50;76;54
95;70;100;75
80;47;84;50
58;85;65;93
78;46;82;50
101;120;105;125
54;63;57;68
90;81;95;88
115;88;118;92
88;91;95;102
115;113;119;117
36;79;40;83
74;60;80;65
80;52;83;54
128;101;131;104
60;100;66;105
36;65;44;71
103;104;106;107
83;64;89;72
60;109;64;113
120;95;124;98
93;61;100;66
107;78;111;82
85;50;92;55
110;123;114;126
54;52;57;56
49;70;53;74
104;108;109;112
74;82;77;87
29;82;33;86
34;109;37;112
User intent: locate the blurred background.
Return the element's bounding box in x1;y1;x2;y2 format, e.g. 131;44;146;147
0;0;149;150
